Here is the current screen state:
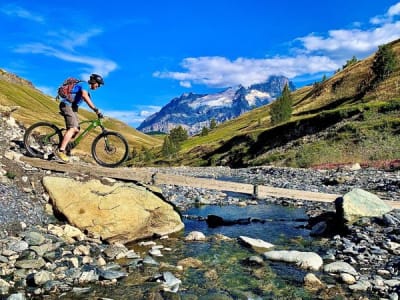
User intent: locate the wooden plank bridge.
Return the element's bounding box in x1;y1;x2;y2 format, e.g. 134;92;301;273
21;157;400;209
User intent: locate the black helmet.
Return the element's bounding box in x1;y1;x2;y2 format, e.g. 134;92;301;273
89;73;104;86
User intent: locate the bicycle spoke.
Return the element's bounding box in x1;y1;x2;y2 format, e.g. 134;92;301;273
24;123;62;159
92;132;129;167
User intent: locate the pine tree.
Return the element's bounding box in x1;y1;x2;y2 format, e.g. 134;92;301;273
372;44;398;82
200;126;209;136
162;135;178;158
270;83;292;125
209;118;217;130
170;126;188;143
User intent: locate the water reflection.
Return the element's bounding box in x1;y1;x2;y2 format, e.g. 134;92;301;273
184;204;311;244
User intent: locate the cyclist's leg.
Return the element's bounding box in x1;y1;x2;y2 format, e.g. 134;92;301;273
59;103;79;151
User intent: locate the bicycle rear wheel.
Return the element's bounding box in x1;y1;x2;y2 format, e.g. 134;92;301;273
23;122;63;159
91;131;129;167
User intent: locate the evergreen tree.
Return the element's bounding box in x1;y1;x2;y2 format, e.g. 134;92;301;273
342;55;358;69
162;135;172;157
142;146;154;162
200;126;209;136
170;126;188;143
372;44;398;82
270;83;293;125
162;135;179;158
209;118;217;130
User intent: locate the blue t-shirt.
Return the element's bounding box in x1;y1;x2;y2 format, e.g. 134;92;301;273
62;83;90;106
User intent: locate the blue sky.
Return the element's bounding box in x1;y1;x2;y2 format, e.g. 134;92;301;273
1;1;400;128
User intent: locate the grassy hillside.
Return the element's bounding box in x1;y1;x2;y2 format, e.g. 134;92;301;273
2;38;400;168
156;38;400;168
0;72;162;160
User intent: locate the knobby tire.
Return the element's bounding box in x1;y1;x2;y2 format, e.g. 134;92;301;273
91;131;129;167
23;122;63;159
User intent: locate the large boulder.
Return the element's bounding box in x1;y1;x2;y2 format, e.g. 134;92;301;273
335;188;393;223
42;176;184;243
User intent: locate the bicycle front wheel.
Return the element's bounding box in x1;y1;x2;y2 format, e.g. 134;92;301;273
23;122;63;159
91;132;129;167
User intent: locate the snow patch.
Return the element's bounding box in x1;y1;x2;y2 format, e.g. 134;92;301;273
245;90;271;106
188;88;237;109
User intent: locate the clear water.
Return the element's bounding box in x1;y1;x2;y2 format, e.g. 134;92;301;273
184;204;310;243
61;204;328;299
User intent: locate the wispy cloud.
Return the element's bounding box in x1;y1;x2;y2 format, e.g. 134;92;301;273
1;4;44;23
14;43;118;77
4;4;117;79
155;2;400;88
104;106;161;127
46;29;103;51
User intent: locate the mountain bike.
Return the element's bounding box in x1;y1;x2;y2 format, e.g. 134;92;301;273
23;117;129;167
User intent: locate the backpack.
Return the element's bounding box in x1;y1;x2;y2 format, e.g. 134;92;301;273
56;78;83;102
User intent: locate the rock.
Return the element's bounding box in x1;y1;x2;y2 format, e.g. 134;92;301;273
97;268;127;280
8;241;29;253
63;225;85;241
263;250;323;271
24;231;46;246
185;231;206;241
335;188;393;223
15;257;46;269
348;280;371;292
161;271;181;293
239;236;274;251
34;270;54;285
6;293;26;300
42;177;184;243
244;256;264;267
177;257;203;269
323;261;358;276
340;273;356;284
304;273;323;290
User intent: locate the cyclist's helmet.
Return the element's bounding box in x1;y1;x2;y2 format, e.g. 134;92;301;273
89;74;104;86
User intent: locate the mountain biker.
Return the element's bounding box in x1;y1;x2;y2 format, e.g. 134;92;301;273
55;73;104;163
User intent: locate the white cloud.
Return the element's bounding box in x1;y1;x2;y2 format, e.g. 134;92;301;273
298;22;400;55
180;81;192;88
154;2;400;88
4;4;117;80
36;85;55;96
1;4;44;23
14;43;118;78
46;29;103;51
388;2;400;17
155;55;339;88
104;106;161;127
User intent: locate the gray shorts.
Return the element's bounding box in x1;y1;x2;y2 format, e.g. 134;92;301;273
59;102;79;129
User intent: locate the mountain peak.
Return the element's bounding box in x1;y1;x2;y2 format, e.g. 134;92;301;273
137;76;295;135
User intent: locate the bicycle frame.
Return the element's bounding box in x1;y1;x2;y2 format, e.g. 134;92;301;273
67;118;105;149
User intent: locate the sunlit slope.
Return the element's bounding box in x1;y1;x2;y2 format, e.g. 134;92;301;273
0;78;161;154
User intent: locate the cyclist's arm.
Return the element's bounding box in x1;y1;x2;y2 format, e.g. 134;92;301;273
81;90;99;112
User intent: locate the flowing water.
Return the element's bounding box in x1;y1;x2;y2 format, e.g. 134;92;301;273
62;203;329;299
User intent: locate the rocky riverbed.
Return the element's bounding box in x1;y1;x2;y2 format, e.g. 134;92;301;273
0;108;400;299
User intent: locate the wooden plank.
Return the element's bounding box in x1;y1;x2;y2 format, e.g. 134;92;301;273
21;156;400;209
21;157;153;183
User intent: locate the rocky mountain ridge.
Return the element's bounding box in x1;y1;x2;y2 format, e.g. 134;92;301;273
0;69;34;89
137;75;295;135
